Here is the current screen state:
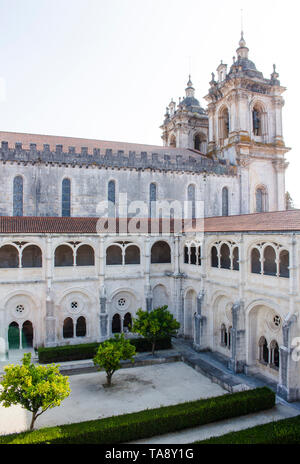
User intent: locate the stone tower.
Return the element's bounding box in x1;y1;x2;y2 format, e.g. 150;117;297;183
161;76;208;152
204;32;290;213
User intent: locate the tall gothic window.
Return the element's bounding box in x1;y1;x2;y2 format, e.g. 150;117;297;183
13;176;23;216
108;180;116;217
62;178;71;217
219;107;230;140
187;184;196;219
222;187;229;216
256;187;267;213
150;183;157;218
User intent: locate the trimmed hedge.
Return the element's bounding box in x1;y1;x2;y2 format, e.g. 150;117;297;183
195;414;300;444
0;387;275;444
38;337;172;363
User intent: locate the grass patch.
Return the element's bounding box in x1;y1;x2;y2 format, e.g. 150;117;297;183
195;414;300;444
0;387;275;444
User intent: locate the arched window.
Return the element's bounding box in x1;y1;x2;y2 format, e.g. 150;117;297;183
253;106;262;136
8;322;20;349
112;314;121;333
222;187;229;217
22;321;33;348
76;317;86;337
279;250;289;278
108;180;116;217
106;245;122;265
63;318;74;339
187;184;196;219
125;245;140;265
22;245;42;268
219;107;230;140
151;241;171;264
76;245;95;266
13;176;23;216
251;248;261;274
55;245;73;267
62;178;71;217
194;133;207;152
0;245;19;268
190;246;197;265
220;243;230;269
263;246;276;276
123;313;132;332
149;183;157;218
211;246;218;268
233;247;239;271
259;336;269;364
256;187;267;213
221;324;227;346
184;246;189;264
194;134;201;151
270;340;280;369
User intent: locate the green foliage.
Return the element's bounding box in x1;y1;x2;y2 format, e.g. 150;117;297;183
93;333;136;385
195;414;300;444
0;387;275;444
38;337;172;363
0;353;70;430
132;306;180;354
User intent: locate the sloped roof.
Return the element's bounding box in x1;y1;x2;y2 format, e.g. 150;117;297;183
0;210;299;235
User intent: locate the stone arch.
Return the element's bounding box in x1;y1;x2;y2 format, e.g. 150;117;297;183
152;284;169;310
218;105;230;140
54;244;74;267
151;240;171;264
21;245;42;268
246;300;283;373
211;292;234;355
0;244;19;268
255;184;268;213
76;244;95;266
184;288;197;339
169;134;176;148
193;132;207;153
250;99;267;137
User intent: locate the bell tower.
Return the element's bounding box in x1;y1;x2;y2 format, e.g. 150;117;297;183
161;76;208;153
204;32;290;213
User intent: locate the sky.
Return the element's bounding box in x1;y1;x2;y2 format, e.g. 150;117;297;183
0;0;299;206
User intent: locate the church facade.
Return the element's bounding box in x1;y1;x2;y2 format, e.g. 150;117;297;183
0;33;299;402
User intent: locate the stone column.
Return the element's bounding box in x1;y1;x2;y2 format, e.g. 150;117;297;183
228;300;246;373
99;286;108;342
193;291;207;352
45;292;57;348
0;307;8;361
277;314;300;402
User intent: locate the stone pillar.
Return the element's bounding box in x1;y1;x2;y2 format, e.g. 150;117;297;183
0;307;8;361
193;291;207;352
228;300;246;373
145;286;153;313
277;314;300;402
99;286;108;342
45;293;57;348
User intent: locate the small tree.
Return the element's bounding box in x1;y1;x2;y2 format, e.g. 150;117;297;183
93;333;136;386
132;306;180;355
0;353;71;431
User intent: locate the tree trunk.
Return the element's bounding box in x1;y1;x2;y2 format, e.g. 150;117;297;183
152;341;156;356
30;411;37;431
106;373;112;386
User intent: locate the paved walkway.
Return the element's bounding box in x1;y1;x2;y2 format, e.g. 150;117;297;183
1;338;300;442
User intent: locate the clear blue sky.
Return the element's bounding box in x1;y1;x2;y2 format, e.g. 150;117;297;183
0;0;299;206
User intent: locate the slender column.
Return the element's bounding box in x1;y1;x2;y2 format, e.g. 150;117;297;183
99;285;108;342
45;291;57;347
193;290;207;352
228;300;246;373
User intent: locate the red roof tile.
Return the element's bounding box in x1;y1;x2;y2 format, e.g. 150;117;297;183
0;210;299;234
